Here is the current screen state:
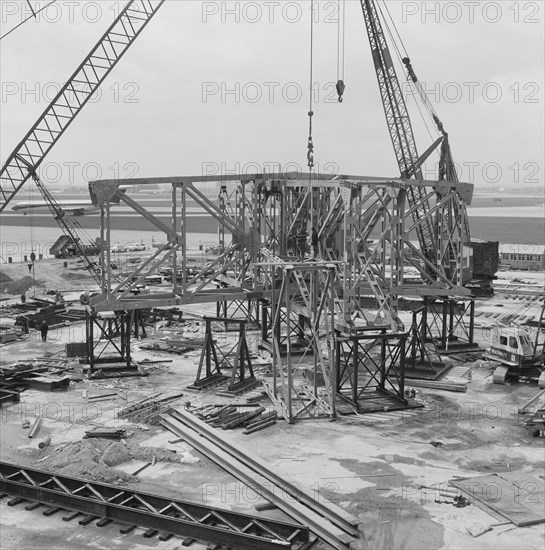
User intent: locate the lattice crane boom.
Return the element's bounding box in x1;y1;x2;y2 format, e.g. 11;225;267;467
0;0;165;214
359;0;437;258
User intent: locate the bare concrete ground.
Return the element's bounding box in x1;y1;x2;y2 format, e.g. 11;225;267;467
0;262;544;550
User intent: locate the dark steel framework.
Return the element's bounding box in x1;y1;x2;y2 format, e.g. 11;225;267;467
83;172;475;420
261;260;338;423
335;327;408;411
424;298;477;352
191;316;256;392
85;310;141;374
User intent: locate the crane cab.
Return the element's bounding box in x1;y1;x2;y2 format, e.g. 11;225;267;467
484;326;545;387
485;327;536;367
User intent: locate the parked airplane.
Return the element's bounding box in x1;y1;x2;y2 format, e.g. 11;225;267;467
12;201;101;216
11;187;128;216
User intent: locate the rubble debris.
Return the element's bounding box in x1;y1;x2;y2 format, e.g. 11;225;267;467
28;439;195;486
453;495;471;508
0;359;72;397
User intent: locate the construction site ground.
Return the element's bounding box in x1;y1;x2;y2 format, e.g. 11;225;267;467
1;258;544;550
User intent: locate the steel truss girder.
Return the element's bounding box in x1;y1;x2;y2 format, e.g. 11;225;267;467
0;461;307;550
88;174;473;330
216;296;261;326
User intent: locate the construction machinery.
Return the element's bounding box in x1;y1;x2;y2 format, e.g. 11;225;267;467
485;305;545;387
359;0;471;289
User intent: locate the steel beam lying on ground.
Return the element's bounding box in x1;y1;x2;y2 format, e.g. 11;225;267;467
0;461;308;550
160;412;358;549
168;408;360;533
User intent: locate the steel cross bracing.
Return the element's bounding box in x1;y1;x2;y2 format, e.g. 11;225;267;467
86;174;473;323
259;261;339;423
335;328;408;410
0;0;165;214
0;461;308;550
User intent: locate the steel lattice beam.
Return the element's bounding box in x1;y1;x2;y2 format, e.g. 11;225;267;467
0;461;308;550
0;0;165;213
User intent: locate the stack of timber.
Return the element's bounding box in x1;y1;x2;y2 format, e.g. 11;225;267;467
160;409;361;549
117;392;185;424
193;403;278;433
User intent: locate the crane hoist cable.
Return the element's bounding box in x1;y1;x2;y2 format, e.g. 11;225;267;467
307;0;315;172
27;180;37;294
0;0;57;41
26;1;37;18
307;0;316;230
378;1;443;151
379;1;438;122
336;0;346;102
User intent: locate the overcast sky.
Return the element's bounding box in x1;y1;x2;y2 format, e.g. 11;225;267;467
1;0;543;194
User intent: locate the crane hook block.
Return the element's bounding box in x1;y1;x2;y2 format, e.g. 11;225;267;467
402;57;418;83
307;137;315;170
336;80;346;102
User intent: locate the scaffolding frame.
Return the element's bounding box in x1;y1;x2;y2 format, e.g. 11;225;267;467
82;172;476;417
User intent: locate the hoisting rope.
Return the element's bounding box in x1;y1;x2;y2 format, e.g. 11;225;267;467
307;0;315;172
378;1;444;145
0;0;56;41
28;178;36;295
26;0;37;18
336;0;346;102
306;0;316;231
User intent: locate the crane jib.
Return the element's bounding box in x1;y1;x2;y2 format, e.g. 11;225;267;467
0;0;165;215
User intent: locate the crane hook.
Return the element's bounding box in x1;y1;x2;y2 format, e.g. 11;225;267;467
336;80;346;103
